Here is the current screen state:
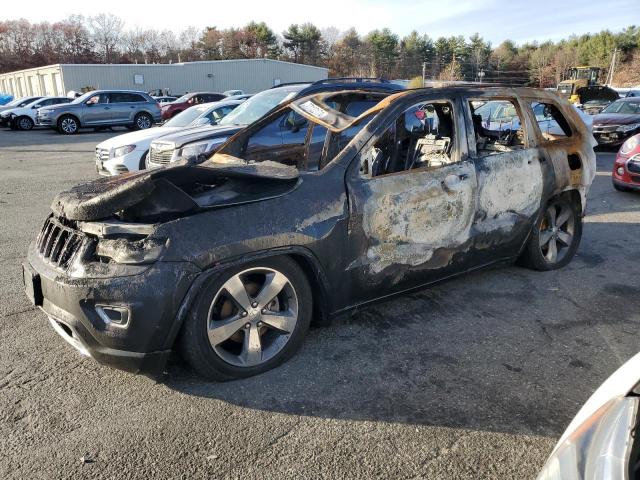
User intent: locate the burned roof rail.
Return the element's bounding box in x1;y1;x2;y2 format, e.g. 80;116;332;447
312;77;391;85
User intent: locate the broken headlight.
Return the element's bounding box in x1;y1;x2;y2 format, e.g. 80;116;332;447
537;397;639;480
179;138;227;164
95;237;166;264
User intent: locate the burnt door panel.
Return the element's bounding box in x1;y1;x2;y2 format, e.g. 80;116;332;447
345;158;478;303
472;149;544;257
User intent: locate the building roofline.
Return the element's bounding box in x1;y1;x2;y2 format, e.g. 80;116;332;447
58;58;328;71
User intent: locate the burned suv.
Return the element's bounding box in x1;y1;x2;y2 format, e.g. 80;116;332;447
24;87;596;380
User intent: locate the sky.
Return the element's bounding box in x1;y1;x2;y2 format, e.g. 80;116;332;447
3;0;639;45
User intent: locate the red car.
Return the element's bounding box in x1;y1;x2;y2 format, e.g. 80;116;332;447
160;92;226;120
612;133;640;191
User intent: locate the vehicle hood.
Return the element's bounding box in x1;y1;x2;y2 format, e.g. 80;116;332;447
592;113;640;126
0;107;20;116
50;160;299;222
153;124;243;148
162;102;185;110
97;126;184;150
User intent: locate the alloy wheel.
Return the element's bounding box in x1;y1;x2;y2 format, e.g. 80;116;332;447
539;201;575;264
61;118;77;134
19;117;33;130
136;115;152;129
207;267;299;367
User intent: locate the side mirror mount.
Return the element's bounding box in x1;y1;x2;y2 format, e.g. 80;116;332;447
32;104;41;109
194;117;210;126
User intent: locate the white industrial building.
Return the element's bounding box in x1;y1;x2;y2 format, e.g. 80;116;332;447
0;59;328;98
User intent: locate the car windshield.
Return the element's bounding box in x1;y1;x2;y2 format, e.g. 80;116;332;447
71;91;97;104
218;85;306;126
173;94;192;103
601;100;640;115
163;104;211;127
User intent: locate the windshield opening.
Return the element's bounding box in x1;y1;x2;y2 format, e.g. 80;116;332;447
164;104;210;127
218;86;305;127
211;90;394;172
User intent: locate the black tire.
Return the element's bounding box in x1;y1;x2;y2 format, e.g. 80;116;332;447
133;112;153;130
519;195;582;271
138;151;149;170
15;116;34;130
180;256;312;381
613;182;629;192
57;115;79;135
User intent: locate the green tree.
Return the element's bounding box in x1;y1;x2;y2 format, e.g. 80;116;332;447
364;28;398;77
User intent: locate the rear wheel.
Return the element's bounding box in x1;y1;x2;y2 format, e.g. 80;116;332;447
133;112;153;130
519;195;582;271
180;257;312;381
57;115;79;135
16;116;34;130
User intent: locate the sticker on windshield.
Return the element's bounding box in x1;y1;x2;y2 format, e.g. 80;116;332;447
298;100;328;119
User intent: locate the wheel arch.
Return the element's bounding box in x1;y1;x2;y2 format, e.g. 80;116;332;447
57;113;81;128
163;246;332;350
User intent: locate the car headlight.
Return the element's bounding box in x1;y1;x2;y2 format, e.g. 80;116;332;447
537;397;639;480
113;145;136;157
620;135;640;155
179;138;228;163
617;123;640;133
95;237;166;264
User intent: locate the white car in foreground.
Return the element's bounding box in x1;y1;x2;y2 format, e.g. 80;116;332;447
538;352;640;479
95;99;244;176
1;96;72;130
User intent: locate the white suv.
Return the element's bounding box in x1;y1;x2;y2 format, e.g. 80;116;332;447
1;96;72;130
95;99;243;176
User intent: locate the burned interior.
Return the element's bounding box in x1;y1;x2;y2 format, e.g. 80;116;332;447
24;86;597;380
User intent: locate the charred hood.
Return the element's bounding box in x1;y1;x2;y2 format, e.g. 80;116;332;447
51;162;299;222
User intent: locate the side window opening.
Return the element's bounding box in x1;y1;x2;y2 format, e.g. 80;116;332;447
469;99;525;155
361;100;456;178
530;101;573;140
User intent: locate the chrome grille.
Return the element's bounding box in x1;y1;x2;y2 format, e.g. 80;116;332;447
592;125;620;133
95;148;110;162
148;146;174;165
36;216;84;270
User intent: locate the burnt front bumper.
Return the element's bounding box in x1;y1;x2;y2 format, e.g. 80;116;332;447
24;242;200;375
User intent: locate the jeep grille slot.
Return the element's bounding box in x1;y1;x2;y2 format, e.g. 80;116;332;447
36;217;83;270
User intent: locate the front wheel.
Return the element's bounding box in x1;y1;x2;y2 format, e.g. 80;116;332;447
180;257;312;381
133;113;153;130
57;115;79;135
16;116;34;130
519;196;582;271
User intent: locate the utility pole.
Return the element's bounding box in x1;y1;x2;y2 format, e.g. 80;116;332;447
606;48;618;86
422;61;426;87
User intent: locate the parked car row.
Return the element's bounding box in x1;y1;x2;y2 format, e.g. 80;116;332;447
0;89;247;134
95;98;245;176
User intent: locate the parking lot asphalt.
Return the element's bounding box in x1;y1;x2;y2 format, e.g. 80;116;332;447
0;127;638;479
